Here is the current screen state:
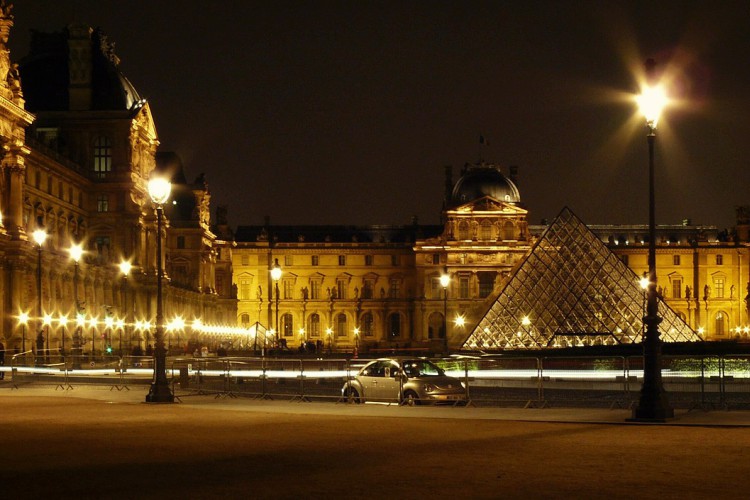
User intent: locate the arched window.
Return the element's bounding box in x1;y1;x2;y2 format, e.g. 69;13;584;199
240;313;250;326
428;312;444;339
715;311;727;336
362;312;374;337
388;313;401;338
458;221;470;240
480;220;492;241
282;313;293;337
336;313;347;337
308;313;320;337
93;136;112;178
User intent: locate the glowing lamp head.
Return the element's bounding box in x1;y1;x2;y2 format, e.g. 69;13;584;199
32;228;48;247
439;272;450;289
69;243;84;263
119;260;133;276
639;276;650;290
637;84;667;131
147;176;172;205
521;316;531;327
104;316;114;329
271;258;282;281
43;313;53;326
116;319;125;329
76;313;86;327
18;312;29;325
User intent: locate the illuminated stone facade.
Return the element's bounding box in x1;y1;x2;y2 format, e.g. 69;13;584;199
0;12;236;354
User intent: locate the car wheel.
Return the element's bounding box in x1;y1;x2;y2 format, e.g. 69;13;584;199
347;388;361;404
402;391;419;406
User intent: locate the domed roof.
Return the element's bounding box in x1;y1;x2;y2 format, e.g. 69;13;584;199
451;163;520;206
19;26;141;112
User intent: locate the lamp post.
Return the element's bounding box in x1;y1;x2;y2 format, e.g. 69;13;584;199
32;228;47;362
631;58;673;421
87;316;97;360
18;312;29;353
119;260;133;355
639;275;649;339
69;243;84;368
58;314;69;362
271;258;282;345
440;269;450;356
145;175;174;403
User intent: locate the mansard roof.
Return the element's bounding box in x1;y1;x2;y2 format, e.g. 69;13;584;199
235;224;443;245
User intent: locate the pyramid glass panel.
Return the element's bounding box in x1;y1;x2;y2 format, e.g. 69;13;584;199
463;207;701;350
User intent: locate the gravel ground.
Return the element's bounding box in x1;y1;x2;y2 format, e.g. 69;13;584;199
0;387;748;499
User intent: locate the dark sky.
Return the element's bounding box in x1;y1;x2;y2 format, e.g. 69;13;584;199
9;1;750;229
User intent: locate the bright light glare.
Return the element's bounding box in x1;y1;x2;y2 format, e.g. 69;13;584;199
148;177;172;205
637;84;668;129
32;229;48;246
43;313;53;326
521;316;531;327
57;315;69;327
439;273;450;288
76;313;86;327
69;243;84;263
104;316;114;328
18;312;30;325
639;276;650;290
454;315;466;327
119;260;133;276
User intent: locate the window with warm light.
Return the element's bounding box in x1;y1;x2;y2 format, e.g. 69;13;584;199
362;312;373;337
308;314;320;337
389;279;400;299
673;255;681;266
96;194;109;212
714;277;725;299
336;313;347;337
93;136;112;178
282;313;293;337
671;279;682;299
310;280;321;300
716;254;723;265
459;277;470;299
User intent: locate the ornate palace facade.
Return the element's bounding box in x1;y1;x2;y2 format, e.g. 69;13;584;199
0;7;236;354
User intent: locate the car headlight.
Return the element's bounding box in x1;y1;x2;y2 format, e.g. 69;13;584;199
423;384;436;392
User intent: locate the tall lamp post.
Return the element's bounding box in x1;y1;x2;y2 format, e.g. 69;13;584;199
631;58;673;421
145;176;174;403
119;260;133;355
18;312;29;353
271;258;282;345
69;243;84;368
32;229;47;362
440;269;450;356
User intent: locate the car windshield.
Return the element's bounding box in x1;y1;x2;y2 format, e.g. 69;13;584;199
401;360;445;378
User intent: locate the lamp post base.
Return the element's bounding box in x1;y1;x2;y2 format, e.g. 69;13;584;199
145;383;174;403
629;389;674;422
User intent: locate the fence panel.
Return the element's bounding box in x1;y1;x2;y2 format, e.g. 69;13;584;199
540;357;629;408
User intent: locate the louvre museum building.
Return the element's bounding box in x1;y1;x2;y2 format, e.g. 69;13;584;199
1;7;748;355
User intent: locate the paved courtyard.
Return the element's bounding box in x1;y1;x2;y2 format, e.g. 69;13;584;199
1;386;749;499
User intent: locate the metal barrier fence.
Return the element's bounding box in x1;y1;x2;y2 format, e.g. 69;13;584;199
5;353;750;410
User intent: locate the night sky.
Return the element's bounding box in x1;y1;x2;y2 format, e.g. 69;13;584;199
9;1;750;230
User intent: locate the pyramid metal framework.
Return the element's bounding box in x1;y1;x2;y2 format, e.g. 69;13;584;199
463;207;701;350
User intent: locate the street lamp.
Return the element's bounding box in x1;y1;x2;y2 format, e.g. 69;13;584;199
271;258;282;344
146;175;174;403
440;269;450;355
87;316;97;359
18;312;29;353
57;314;69;361
119;260;133;355
631;58;673;421
69;243;84;366
32;228;47;362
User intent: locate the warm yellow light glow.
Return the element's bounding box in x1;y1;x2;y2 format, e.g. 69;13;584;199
639;276;650;290
271;258;282;281
147;176;172;205
57;315;69;327
143;320;152;330
18;312;30;325
192;319;203;330
299;327;306;337
87;317;98;328
521;316;531;327
119;260;133;276
326;327;333;336
32;228;48;246
439;272;450;288
76;313;86;327
43;313;53;326
454;315;466;327
637;84;668;130
115;318;125;329
353;327;360;336
697;327;705;335
167;317;186;331
104;316;114;329
69;243;84;263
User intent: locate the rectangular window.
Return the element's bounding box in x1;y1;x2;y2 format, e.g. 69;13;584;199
310;281;321;300
284;255;293;267
673;255;681;266
177;236;186;249
362;279;374;299
96;195;109;213
432;254;440;265
672;279;682;299
336;280;347;299
338;255;346;266
715;278;725;298
241;254;249;266
620;255;629;266
459;277;470;299
478;272;495;298
716;255;723;265
391;254;399;266
93;136;112;178
240;279;251;300
389;280;400;299
431;278;441;300
312;255;319;266
283;280;294;299
365;255;373;266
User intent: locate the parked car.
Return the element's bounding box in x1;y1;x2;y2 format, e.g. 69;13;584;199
341;357;466;405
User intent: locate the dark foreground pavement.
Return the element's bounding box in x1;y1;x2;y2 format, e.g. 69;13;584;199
1;386;749;499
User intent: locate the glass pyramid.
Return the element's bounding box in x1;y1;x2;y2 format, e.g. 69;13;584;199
463;207;700;350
